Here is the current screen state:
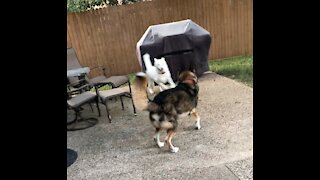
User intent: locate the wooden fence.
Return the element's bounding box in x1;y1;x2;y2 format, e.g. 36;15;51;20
67;0;252;77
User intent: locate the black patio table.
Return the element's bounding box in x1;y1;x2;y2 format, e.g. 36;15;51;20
67;148;78;168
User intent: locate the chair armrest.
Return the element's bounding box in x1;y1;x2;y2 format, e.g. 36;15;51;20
68;79;87;87
67;84;92;96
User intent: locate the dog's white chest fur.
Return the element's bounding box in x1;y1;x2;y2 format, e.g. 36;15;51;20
145;66;168;82
143;53;176;94
156;74;169;83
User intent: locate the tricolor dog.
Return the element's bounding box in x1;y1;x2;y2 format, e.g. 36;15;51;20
146;71;200;153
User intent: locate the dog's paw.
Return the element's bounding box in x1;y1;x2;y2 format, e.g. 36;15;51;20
195;124;201;130
154;138;165;148
158;142;165;148
148;88;154;94
170;147;179;153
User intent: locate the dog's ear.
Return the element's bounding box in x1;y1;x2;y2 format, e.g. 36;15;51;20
178;71;198;88
177;71;186;82
191;73;198;84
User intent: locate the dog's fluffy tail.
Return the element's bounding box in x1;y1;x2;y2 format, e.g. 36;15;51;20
135;53;151;91
143;53;152;70
135;71;148;91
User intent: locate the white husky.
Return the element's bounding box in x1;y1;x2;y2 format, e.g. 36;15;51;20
142;53;176;95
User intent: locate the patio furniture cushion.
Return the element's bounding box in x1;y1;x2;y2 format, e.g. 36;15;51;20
96;86;136;123
88;75;129;88
98;88;129;102
67;91;96;108
100;76;129;87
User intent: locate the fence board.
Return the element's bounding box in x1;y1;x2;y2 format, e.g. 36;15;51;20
67;0;252;76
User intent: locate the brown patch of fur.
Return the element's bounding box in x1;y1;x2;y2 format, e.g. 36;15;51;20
165;130;176;150
160;121;174;129
178;71;198;84
191;110;200;120
134;75;148;91
147;102;161;112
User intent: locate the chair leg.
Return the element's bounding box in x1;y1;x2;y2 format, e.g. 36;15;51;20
120;96;124;110
89;103;93;112
130;94;137;114
95;96;101;117
128;82;136;114
67;108;80;125
67;109;81;130
104;100;112;123
67;107;98;131
75;108;81;120
128;80;132;94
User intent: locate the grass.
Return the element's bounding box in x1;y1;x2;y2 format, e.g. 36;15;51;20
208;55;253;87
92;55;253;91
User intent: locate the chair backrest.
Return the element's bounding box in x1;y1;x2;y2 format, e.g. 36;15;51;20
67;48;82;70
67;48;88;86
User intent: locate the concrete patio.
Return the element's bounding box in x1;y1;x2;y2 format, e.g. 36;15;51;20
67;72;253;180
